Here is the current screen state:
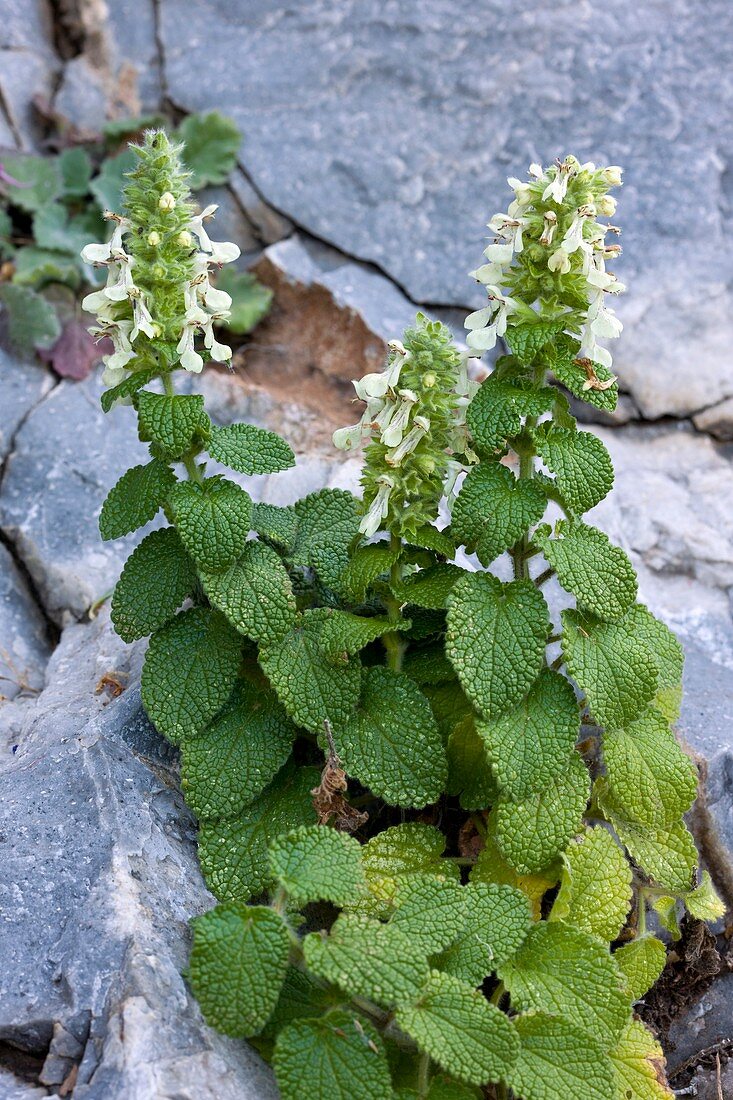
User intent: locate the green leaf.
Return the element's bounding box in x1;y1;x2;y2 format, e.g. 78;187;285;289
90;148;137;212
110;526;197;642
260;966;338;1039
652;895;681;940
602;707;698;828
100;366;160;413
334;667;447;808
188;903;289;1037
446;716;498;810
495;751;590;873
318;611;399;660
198;762;319;901
136;391;207;458
396;970;519;1086
259;608;362;734
169;476;252;571
497;922;630;1049
547;340;619;412
614;937;667;1002
404;645;457;687
561;607;658;729
685;871;726;922
201;540;297;646
596;784;697;893
181;684;296;818
177;110;241;188
347;822;459;920
450;461;546;566
550;826;632;942
214;267;273;334
251;501;298;552
447;574;549;720
435;883;530;985
609;1018;674;1100
625;604;684;721
477;668;579;800
410;525;456;558
273;1011;393;1100
12;246;81;289
395;564;463;610
206;422;294;475
470;821;559;921
533;424;614;514
269;825;365;906
0;284;61;355
291;489;361;571
537;520;637;622
33;203;94;255
99;458;175;540
507;1015;615;1100
390;876;468;955
466;376;555;453
505;319;568;363
304;914;430;1008
1;153;60;211
340;541;401;602
59;147;92;198
141;607;242;744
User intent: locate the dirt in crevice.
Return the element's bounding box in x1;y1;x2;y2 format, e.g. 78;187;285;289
639;918;724;1040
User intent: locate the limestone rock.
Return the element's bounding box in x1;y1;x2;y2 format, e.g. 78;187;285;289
0;613;278;1099
0;542;50;701
0;349;54;463
0;0;57;150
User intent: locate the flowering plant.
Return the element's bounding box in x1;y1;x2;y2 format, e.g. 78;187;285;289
88;138;724;1100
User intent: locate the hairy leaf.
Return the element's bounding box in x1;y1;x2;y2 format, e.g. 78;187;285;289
505;319;568;363
201;540;297;646
533;423;614;514
451;461;546;565
318;611;398;660
137;391;207;458
207;422;295;475
396;971;519;1086
537;520;637;622
550;826;632;942
436;883;530;985
90;148;136;211
273;1011;392;1100
446;715;498;810
614;937;667;1002
99;458;175;540
467;377;555;453
340;541;401;601
178;110;241;187
334;667;446;808
507;1014;615;1100
686;871;726;922
395;564;463;610
477;669;579;800
101;366;160;413
269;825;365;906
446;574;549;720
609;1018;674;1100
111;526;197;641
347;822;459;919
251;501;298;552
188;903;288;1037
1;153;60;211
169;476;251;571
391;876;468;955
547;340;619;412
470;823;559;921
0;284;61;355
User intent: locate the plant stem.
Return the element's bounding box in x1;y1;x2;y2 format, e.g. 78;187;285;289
417;1052;431;1099
383;532;406;672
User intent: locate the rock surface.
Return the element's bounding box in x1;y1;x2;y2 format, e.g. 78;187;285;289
0;613;278;1099
0;542;50;701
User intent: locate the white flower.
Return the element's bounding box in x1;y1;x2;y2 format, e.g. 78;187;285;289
333;421;368;451
202;315;232;362
542;160;576;204
507;177;533;206
603;166;623;187
381;390;418;447
483;242;514;265
130;291;157;341
488;213;526;254
103;256;136;301
147;231;161;247
158;191;176;211
443;459;465;502
464;290;516;353
597;195;617;217
469;262;506;286
80;214;130;266
353;372;389;401
189;204;241;265
548;249;571;275
101;364;127;387
178;230;193;248
176;323;204;373
528;163;543;178
540;210;557;247
201;281;232;312
360;475;394;537
385;415;430;467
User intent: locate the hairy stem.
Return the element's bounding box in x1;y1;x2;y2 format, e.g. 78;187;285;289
417;1051;431;1098
383;532;406;672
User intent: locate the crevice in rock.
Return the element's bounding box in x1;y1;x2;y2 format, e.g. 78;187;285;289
151;0;170;107
0;85;21;149
45;0;87;61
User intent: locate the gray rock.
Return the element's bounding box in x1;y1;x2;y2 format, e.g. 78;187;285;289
693;396;733;441
665;972;733;1075
0;613;277;1099
195;185;260;266
101;0;164;114
159;0;733;420
0;542;51;701
0;0;57;150
0;349;55;463
230;168;294;246
53;57;109;139
0;373;155;625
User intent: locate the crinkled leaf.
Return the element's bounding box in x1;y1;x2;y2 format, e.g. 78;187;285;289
141;607;241;744
181;684;296;818
451;461;547;565
90;148;137;212
436;883;531;985
207;422;294;475
334;667;447;808
470;823;559;921
446;573;549;720
614;937;667;1002
259;608;362;734
505;319;568;363
685;871;726;922
318;611;399;660
550;826;632;942
291;489;361;582
111;526;197;641
59;146;92;198
273;1011;392;1100
446;715;499;810
602;707;698;829
477;668;579;800
201;540;297;646
1;153;60;211
251;501;298;552
100;366;160;412
497;922;630;1049
269;825;365;906
395;563;463;610
214;266;273;334
538;520;637;622
561;607;658;729
609;1018;674;1100
12;246;81;289
467;377;555;453
547;339;619;412
0;283;61;355
178;110;241;188
33;203;93;255
188;903;288;1037
404;644;457;687
99;457;175;540
304;914;429;1008
409;524;456;557
198;762;319;901
169;476;251;571
346;822;459;920
137;391;207;458
260;966;338;1039
626;604;684;721
391;876;468;955
340;541;401;602
507;1014;615;1100
597;783;697;894
495;751;590;873
533;423;614;514
396;970;519;1086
